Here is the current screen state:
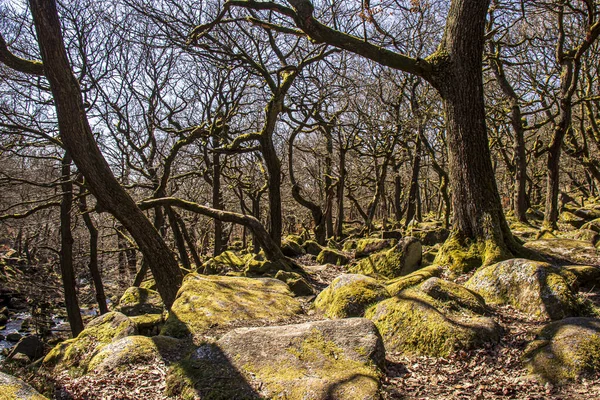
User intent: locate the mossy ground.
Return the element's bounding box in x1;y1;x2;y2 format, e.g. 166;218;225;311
316;248;349;266
385;265;443;296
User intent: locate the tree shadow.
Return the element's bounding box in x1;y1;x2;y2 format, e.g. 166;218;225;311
161;310;262;399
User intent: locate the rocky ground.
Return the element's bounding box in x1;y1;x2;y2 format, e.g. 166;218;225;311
2;204;600;399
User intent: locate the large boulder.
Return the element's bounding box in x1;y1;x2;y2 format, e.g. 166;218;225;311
410;226;450;246
385;265;443;296
314;274;390;318
281;239;306;257
366;281;500;356
7;335;45;361
274;270;314;296
355;238;395;258
565;265;600;289
160;274;302;341
0;372;47;400
350;237;422;279
303;240;323;256
117;287;164;316
465;259;580;321
316;248;349;266
201;251;248;275
167;318;384;400
559;211;586;229
87;335;188;374
523;317;600;382
581;218;600;233
43;311;137;375
524;238;600;266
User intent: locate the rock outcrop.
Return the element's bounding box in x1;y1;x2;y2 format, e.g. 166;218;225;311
314;274;389;318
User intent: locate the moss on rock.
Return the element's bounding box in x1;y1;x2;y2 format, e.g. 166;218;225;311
559;211;586;229
87;335;188;374
350;237;422;279
43;311;137;375
565;265;600;289
385;265;443;296
366;287;501;357
0;372;47;400
281;239;306;257
465;259;580;321
355;238;395;258
117;287;164;316
303;240;323;256
524;238;600;266
201;251;249;275
316;248;349;266
523;317;600;383
160;274;302;342
314;274;390;318
433;234;509;276
420;277;488;315
274;270;314;296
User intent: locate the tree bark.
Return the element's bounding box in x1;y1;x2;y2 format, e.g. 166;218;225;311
405;134;421;227
28;0;183;308
59;153;83;336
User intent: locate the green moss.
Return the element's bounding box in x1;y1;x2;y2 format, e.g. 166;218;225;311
43;312;136;376
523;318;600;382
245;330;381;399
0;382;47;400
302;240;323;256
160;274;302;342
285;235;304;246
365;288;500;357
350;238;422;279
386;265;443;296
201;251;248;275
355;238;394;258
316;248;349;266
281;239;305;257
274;270;313;296
342;239;358;252
465;259;580;321
419;277;488;314
314;274;390;318
117;287;163;316
434;234;510;276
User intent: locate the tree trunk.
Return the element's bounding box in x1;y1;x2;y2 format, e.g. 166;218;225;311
324;125;334;238
59;154;83;336
429;0;526;272
334;147;347;238
212;137;225;256
29;0;183;308
78;190;108;315
405;134;421;227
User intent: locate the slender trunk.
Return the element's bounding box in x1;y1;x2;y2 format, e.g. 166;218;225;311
29;0;183;308
324;126;334;238
177;214;202;268
78;190;108;315
405;134;421;227
335;148;347;238
212;138;224;256
60;154;83;336
166;206;191;270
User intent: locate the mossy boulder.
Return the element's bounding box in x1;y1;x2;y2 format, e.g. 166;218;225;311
366;286;500;357
282;239;306;257
523;317;600;383
433;234;508;275
160;274;302;342
573;208;600;221
420;277;488;315
167;318;384;400
571;228;600;246
355;238;395;258
342;239;358;252
581;218;600;233
559;211;586;229
509;220;540;240
316;248;349;266
564;265;600;289
274;270;314;296
524;238;600;267
129;313;165;336
314;274;390;318
43;311;137;375
385;265;443;296
87;335;188;374
303;240;323;256
350;237;422;279
117;287;164;316
465;259;580;321
201;251;248;275
285;235;304;246
410;227;450;246
0;372;47;400
242;254;299;276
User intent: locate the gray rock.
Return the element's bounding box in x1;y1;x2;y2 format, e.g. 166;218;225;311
0;371;47;399
8;335;45;361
